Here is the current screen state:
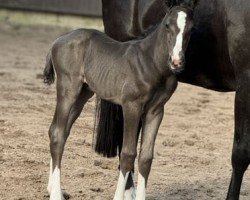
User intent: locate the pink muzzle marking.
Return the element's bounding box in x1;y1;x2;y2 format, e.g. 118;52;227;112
171;56;181;67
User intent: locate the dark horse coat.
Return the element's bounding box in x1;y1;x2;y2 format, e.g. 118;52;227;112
98;0;250;199
44;3;196;199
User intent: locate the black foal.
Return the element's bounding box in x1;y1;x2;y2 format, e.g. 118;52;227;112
44;3;195;200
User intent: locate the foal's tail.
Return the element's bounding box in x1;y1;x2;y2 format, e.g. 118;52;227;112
43;50;55;85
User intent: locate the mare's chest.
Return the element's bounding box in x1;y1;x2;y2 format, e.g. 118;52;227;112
180;0;236;91
226;0;250;74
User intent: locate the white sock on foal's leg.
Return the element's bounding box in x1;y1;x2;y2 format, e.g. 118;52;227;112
114;171;130;200
124;172;136;200
48;159;64;200
135;173;146;200
47;159;53;194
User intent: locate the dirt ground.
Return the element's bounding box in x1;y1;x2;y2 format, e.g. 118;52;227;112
0;10;249;200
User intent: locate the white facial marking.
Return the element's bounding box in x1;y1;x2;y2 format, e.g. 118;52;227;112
135;173;146;200
172;11;187;62
114;171;130;200
49;165;65;200
124;172;136;200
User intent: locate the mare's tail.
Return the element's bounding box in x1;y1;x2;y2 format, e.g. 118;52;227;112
94;99;124;158
43;50;55;85
94;99;142;158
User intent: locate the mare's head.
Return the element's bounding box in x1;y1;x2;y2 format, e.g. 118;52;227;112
164;0;199;73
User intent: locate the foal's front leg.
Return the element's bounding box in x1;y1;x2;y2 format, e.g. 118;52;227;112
136;108;164;200
124;122;142;200
124;172;136;200
114;102;141;200
135;76;177;200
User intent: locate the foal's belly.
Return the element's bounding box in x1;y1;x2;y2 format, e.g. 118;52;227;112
83;65;154;105
83;63;127;104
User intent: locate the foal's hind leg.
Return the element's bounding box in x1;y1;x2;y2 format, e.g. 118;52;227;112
48;77;93;200
114;102;141;200
226;84;250;200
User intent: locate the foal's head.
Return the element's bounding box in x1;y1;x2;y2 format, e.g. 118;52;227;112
164;0;198;72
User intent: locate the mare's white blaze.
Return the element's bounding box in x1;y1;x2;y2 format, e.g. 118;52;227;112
124;172;136;200
49;165;64;200
172;11;187;61
135;173;146;200
114;171;130;200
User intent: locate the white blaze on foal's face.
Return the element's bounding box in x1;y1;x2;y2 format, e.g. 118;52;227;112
172;11;187;66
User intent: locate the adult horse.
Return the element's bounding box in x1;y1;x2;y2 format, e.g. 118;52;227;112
97;0;250;199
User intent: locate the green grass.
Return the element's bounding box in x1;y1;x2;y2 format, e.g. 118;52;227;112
0;9;104;30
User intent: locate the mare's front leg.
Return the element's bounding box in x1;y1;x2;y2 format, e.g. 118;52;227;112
114;102;141;200
227;79;250;200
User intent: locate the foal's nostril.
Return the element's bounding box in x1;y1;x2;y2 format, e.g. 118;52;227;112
173;59;181;66
171;55;181;66
171;53;185;68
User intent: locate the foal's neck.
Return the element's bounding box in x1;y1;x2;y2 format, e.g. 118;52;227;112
141;22;170;74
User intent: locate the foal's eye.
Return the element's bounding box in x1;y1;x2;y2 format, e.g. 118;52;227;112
165;18;170;29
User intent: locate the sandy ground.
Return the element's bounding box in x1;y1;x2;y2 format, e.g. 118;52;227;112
0;10;249;200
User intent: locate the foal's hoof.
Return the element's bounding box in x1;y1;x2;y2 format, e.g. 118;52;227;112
124;187;136;200
62;190;71;199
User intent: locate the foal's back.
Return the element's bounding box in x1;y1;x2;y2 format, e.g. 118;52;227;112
51;28;148;102
51;28;131;73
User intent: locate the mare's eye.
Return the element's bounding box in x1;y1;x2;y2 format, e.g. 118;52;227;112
165;23;170;29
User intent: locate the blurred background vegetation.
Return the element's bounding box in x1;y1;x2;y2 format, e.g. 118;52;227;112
0;0;103;30
0;9;103;30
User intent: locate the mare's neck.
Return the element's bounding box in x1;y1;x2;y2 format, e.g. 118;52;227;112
140;22;170;73
102;0;140;41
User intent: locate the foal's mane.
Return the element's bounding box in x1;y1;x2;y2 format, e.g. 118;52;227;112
136;5;192;40
137;23;161;39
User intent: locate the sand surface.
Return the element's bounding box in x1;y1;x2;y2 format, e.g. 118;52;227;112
0;11;249;200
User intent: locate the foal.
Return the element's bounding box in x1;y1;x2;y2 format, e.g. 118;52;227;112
44;5;194;200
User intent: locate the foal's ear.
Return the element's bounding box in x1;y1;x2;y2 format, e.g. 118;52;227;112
182;0;200;9
165;0;171;8
166;0;200;9
193;0;200;6
165;0;178;8
165;0;200;9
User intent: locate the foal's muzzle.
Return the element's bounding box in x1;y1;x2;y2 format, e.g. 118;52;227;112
169;54;185;73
